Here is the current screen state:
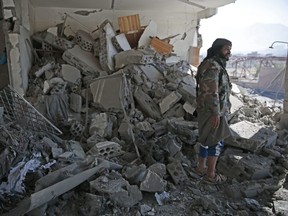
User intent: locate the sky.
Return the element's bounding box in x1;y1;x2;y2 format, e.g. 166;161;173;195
199;0;288;55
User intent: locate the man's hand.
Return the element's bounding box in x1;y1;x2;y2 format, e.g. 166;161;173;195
211;115;220;128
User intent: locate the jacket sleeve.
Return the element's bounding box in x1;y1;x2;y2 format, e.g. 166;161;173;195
201;63;220;115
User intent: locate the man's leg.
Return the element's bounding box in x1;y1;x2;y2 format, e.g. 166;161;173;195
206;141;224;178
196;144;208;172
206;156;218;178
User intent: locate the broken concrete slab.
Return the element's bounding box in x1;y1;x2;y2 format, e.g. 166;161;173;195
218;153;273;181
111;33;131;51
62;45;102;76
69;93;82;113
32;31;74;51
114;49;154;70
140;169;167;192
78;193;105;216
123;164;147;185
60;64;81;84
90;72;130;111
139;65;164;83
229;94;244;116
148;163;166;178
158;134;182;157
163;103;185;118
66;140;86;160
138;20;157;48
98;20;118;73
134;87;161;120
90;174;142;207
177;83;196;104
135;121;154;137
273;200;288;215
225;120;278;152
111;185;143;207
183;101;196;115
89;113;113;137
159;91;182;114
167;118;198;144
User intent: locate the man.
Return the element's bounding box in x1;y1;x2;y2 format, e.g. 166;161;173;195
194;38;233;184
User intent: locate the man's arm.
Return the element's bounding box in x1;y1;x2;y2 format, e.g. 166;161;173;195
201;64;221;128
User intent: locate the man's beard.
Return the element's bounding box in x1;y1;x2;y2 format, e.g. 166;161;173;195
219;52;230;61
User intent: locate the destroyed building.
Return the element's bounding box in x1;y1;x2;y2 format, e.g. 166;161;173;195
1;0;288;215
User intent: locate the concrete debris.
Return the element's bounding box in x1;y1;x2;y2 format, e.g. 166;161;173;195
32;31;74;51
226;120;277;152
167;161;188;184
75;30;94;52
114;49;155;70
89;113;113;137
87;141;122;158
134;87;162;120
90;72;131;111
34;61;56;78
138;20;157;48
159;91;182;114
1;15;288;216
218;152;273;181
140;169;167;192
90;173;142;207
3;160;122;216
60;64;81;84
63;45;103;76
98;20;118;73
111;33;131;52
155;191;170;206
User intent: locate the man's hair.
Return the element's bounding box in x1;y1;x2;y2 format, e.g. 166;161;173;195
203;38;232;61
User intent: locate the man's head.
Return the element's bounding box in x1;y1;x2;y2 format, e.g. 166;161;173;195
211;38;232;61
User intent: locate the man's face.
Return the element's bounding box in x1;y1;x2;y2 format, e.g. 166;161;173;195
219;45;232;60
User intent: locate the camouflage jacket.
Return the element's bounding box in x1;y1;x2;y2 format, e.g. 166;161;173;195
196;56;232;115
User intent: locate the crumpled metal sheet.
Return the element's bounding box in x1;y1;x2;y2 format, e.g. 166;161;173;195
0;86;62;135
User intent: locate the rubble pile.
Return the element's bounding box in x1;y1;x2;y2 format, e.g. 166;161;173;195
1;17;288;216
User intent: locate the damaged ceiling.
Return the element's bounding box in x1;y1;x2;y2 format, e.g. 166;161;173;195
29;0;236;11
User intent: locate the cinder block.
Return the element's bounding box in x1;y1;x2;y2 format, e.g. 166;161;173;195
166;161;188;184
87;141;122;158
159;91;182;114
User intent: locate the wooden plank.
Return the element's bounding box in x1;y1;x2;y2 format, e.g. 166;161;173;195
125;28;144;48
189;46;200;67
118;14;141;33
150;37;173;55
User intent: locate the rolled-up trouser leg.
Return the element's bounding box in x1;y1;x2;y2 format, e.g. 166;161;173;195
199;144;208;158
207;141;224;157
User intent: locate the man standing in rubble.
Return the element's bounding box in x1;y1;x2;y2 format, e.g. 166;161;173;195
194;38;233;184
